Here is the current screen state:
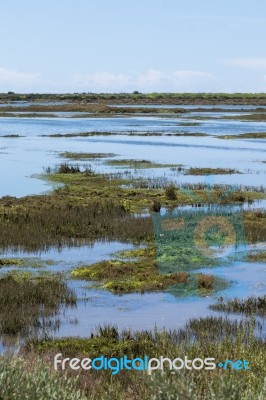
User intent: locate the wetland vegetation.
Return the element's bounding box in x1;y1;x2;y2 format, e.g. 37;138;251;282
2;92;266;105
0;93;265;399
210;296;266;316
18;316;266;400
0;272;76;336
219;132;266;139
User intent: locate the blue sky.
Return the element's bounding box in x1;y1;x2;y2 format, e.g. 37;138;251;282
1;0;266;93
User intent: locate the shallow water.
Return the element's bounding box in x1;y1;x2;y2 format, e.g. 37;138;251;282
1;239;265;352
0;133;265;197
0;114;266;137
0;106;265;351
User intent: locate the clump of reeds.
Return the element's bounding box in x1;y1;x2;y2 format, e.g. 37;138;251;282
0;198;153;251
150;200;161;212
210;295;266;316
57;163;81;174
0;273;76;336
165;184;177;200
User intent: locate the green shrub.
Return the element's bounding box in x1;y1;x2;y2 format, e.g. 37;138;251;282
165;184;177;200
0;357;86;400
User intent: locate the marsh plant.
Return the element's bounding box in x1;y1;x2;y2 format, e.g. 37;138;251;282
23;316;266;400
0;273;76;336
0;198;152;251
210;296;266;316
71;246;221;294
0;356;85;400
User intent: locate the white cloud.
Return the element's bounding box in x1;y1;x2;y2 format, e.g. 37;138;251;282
0;67;216;93
73;72;131;91
0;67;41;91
223;58;266;69
72;69;215;93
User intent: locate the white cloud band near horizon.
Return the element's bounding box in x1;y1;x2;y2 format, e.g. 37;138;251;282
0;67;215;93
72;69;215;93
0;66;266;93
0;67;41;90
223;57;266;69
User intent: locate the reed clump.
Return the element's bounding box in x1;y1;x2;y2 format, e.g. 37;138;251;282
210;295;266;316
0;272;76;335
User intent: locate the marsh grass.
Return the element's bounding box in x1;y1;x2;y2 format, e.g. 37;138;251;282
0;193;153;251
57;163;82;174
0;167;264;252
24;317;266;400
247;251;266;262
45;131;209;138
210;296;266;316
126;176;265;194
0;103;186;115
228;113;266;122
0;257;54;268
60;152;116;159
185;167;240;175
105;159;182;169
0;356;86;400
219;132;266;139
244;210;266;243
0;272;76;335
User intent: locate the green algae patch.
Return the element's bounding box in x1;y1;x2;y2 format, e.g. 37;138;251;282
71;245;222;295
111;246;148;259
0;258;54;268
105;159;183;169
70;259;187;293
0;258;26;267
167;274;228;297
71;245;189;294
